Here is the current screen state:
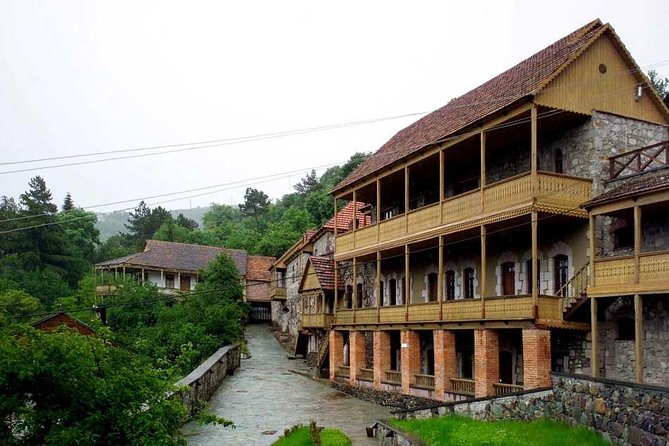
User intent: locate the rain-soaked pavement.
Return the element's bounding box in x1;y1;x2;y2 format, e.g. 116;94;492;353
182;323;391;445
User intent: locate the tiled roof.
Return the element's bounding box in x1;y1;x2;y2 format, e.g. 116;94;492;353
332;19;606;194
96;240;248;275
584;170;669;208
309;256;342;291
322;201;372;232
246;255;275;282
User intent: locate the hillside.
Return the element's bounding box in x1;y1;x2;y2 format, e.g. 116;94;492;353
96;206;211;241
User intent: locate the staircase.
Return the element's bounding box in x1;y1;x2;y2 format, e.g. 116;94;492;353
557;264;589;319
317;334;329;367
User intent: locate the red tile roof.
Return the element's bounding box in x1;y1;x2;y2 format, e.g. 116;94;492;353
96;240;248;275
309;256;342;291
332;19;606;194
322;201;372;232
584;170;669;208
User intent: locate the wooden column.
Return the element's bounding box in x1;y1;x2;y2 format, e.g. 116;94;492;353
177;272;181;290
352;190;358;248
376;179;381;242
480;131;486;211
333;261;338;316
530;105;538;195
404;166;410;232
438;235;444;320
634;293;644;383
591;297;599;378
634;205;641;284
334;196;338;237
439;150;445;223
122;266;126;280
481;225;487;319
404;245;410;321
141;268;145;283
376;252;381;323
589;215;596;287
531;212;539;315
352;258;358;322
160;269;164;288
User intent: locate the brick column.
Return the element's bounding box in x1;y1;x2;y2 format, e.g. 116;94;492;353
522;328;552;389
373;331;390;389
434;330;457;400
474;329;499;398
349;331;366;385
329;330;343;381
400;330;420;394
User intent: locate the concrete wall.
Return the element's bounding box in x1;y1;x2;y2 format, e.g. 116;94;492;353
395;373;669;446
175;344;240;413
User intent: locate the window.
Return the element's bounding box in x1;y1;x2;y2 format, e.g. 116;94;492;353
379;280;385;306
165;273;175;289
389;279;397;305
427;273;438;302
555;149;564;174
356;283;363;308
554;255;569;295
463;268;475;299
345;285;353;309
501;262;515;296
446;270;455;300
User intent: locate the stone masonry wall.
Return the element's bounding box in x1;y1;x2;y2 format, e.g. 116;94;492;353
313;231;334;256
396;373;669;446
175;344;240;413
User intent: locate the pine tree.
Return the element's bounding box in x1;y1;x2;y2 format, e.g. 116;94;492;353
62;192;74;212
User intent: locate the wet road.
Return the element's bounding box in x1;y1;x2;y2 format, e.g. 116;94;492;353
182;323;391;445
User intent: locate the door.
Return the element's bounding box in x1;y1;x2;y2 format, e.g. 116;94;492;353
500;350;514;384
180;275;191;291
501;262;515;296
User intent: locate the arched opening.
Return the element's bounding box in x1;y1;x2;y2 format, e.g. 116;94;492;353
428;272;438;302
501;262;515;296
345;285;353;309
389;278;397;305
553;254;568;295
554;149;564;174
356;283;363;308
463;268;475;299
446;270;456;300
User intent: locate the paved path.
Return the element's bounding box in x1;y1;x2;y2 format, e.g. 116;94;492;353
182;324;391;445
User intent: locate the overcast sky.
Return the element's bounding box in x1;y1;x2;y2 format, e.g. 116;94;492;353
1;1;667;214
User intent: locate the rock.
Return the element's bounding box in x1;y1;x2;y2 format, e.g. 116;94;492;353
594;398;607;415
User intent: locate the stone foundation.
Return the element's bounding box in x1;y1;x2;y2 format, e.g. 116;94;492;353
330;381;441;410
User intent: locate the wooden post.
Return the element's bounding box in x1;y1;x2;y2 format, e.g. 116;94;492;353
376;252;381;323
352;190;358;248
439;150;445;223
352;258;358;322
122;266;126;280
589;215;596;287
141;268;145;283
634;205;641;284
438;235;444;320
634;293;644;383
334;261;338;316
480;131;486;211
405;245;410;321
160;269;164;288
481;225;487;319
177;272;181;290
591;297;599;378
531;212;539;316
404;166;410;232
531;105;538;195
334;196;338;237
376;179;381;242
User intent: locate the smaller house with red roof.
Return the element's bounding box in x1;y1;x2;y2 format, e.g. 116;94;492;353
95;240;275;320
32;312;96;336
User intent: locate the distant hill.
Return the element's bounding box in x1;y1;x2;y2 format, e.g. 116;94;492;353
96;206;211;242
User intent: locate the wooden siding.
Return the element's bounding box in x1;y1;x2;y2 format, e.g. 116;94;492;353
300;261;322;292
535;33;667;125
302;313;333;328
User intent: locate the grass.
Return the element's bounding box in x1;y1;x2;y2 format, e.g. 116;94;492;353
272;426;351;446
390;415;609;446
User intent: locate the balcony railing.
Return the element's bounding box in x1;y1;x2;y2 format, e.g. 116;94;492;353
414;374;435;389
335;171;591;255
590;251;669;296
493;383;524;395
358;368;374;381
450;378;475;396
384;370;402;384
302;313;333;328
270;286;287;300
95;284;117;295
609;141;668;180
334;294;563;325
336;366;350;378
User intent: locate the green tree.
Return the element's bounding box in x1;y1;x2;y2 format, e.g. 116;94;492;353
293;169;321;195
62;192;74;211
175;213;199;230
0;289;41;324
647;69;669;98
255;208;315;257
124;201;173;249
238;188;270;229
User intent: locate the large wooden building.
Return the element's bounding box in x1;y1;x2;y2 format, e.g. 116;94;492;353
324;19;669;400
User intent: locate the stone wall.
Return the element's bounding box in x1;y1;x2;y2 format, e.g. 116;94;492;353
313;231;334;256
175;344;240;413
330;381;441;410
395;373;669;446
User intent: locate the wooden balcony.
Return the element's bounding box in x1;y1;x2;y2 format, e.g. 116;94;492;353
270;286;287;300
95;284;117;295
589;251;669;297
450;378;475;396
358;368;374;382
335;172;591;256
336;366;350;379
334;295;564;326
301;313;333;329
384;370;402;384
414;374;435;389
493;383;524;395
